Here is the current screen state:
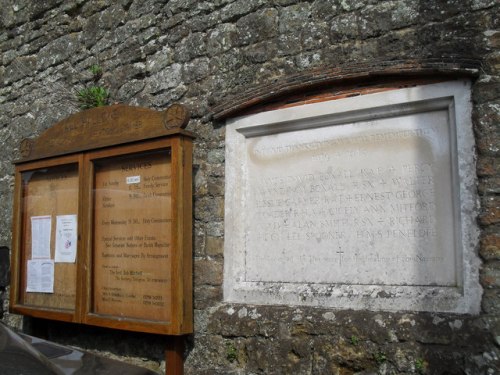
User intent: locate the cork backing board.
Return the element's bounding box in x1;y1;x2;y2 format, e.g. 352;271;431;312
93;150;172;322
21;164;78;310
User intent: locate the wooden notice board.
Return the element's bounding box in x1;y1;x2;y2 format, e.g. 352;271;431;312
10;104;194;335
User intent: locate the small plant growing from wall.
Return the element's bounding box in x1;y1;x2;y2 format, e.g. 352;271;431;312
350;335;360;346
373;351;386;364
226;341;238;363
76;65;110;109
415;358;427;374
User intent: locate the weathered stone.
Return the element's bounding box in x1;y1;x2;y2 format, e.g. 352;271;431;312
473;80;500;104
219;0;268;23
145;63;182;94
481;232;500;260
483;289;500;314
475;100;500;128
301;21;329;51
205;235;224;257
93;5;126;31
150;84;187;107
2;56;36;85
194;164;209;196
480;196;500;226
194;285;222;309
310;0;339;21
389;1;419;28
187;90;213;112
479;177;500;195
210;308;261;337
194;195;224;222
174;32;207;62
294;51;322;68
207;23;237;56
164;23;190;44
472;0;498;10
146;46;174;73
330;12;360;42
359;3;401;38
242;40;278;64
478;157;500;177
208;49;244;73
185;12;221;33
0;1;499;374
207;176;224;197
182;57;210;83
313;335;373;374
279;3;311;34
277;33;302;56
184;335;234;374
116;79;145;102
36;33;82;70
244;336;312;374
235;8;278;46
417;0;469;22
164;0;201;16
194;258;223;286
107;63;146;92
480;262;500;289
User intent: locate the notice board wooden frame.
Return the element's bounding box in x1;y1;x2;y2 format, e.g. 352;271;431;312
10;104;194;336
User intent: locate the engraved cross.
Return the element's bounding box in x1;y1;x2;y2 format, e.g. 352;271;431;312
337;250;344;266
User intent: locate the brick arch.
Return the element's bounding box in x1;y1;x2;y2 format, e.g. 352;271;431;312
212;58;480;120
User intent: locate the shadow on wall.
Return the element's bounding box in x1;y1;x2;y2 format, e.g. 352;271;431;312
0;247;10;320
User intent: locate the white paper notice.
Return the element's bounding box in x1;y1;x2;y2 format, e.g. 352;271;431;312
26;259;54;293
31;216;52;259
126;175;141;184
55;214;78;263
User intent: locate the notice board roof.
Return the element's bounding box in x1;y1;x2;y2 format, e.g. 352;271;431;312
16;104;195;163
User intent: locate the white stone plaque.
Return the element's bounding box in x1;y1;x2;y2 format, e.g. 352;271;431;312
224;81;481;314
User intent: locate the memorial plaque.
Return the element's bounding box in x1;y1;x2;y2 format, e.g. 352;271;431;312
93;150;172;322
20;163;79;310
224;81;481;313
246;110;455;286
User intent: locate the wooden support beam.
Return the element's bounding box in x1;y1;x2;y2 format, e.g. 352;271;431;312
166;336;184;375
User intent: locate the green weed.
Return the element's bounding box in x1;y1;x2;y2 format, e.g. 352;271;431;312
226;342;237;363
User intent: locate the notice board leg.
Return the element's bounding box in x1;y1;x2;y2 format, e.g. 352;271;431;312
166;336;184;375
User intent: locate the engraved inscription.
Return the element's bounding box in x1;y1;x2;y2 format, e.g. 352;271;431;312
45;115;144;151
245;111;457;287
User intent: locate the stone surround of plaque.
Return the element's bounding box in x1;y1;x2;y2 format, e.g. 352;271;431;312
224;81;482;313
10;104;194;335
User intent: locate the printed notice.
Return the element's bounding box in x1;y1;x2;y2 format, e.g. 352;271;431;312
31;215;51;259
126;175;141;184
55;214;78;263
26;259;54;293
93;150;172;321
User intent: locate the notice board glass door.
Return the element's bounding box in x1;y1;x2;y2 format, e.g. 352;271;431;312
92;149;173;322
12;155;83;321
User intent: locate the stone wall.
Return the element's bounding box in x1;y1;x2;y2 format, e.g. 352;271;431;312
0;0;499;374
